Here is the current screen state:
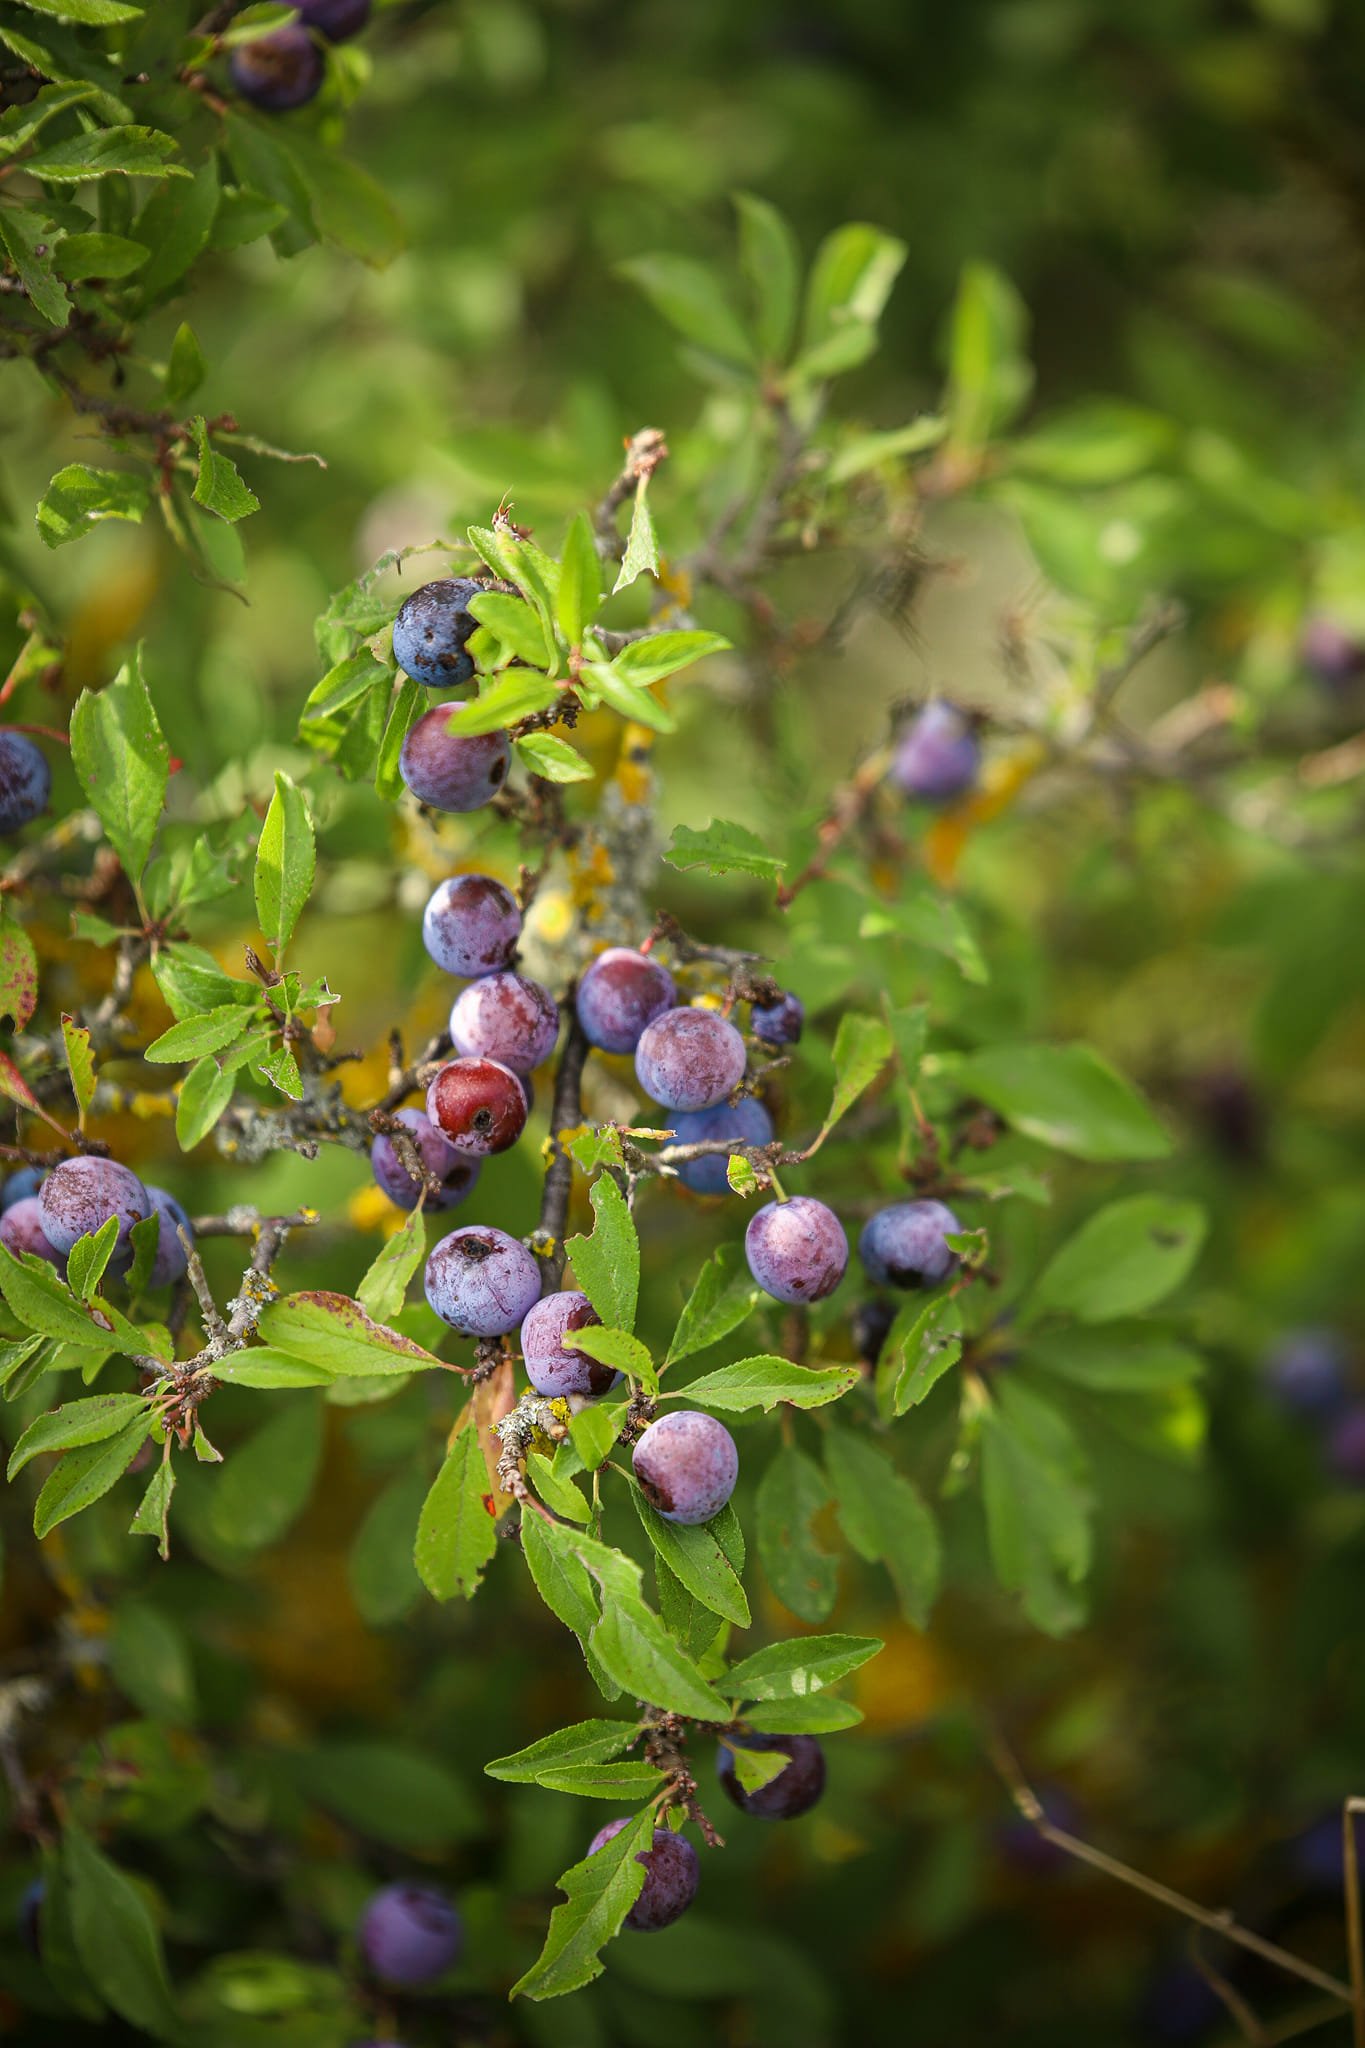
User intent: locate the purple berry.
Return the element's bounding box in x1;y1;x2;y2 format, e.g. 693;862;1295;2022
666;1097;774;1197
358;1882;462;1987
0;1195;63;1270
449;972;559;1077
38;1157;151;1258
1302;615;1364;687
1326;1405;1365;1487
635;1007;747;1112
859;1199;961;1289
0;732;51;834
632;1410;738;1526
751;991;804;1047
229;25;325;112
889;700;980;803
426;1057;528;1156
144;1187;193;1287
421;874;521;979
1;1167;44;1212
717;1733;826;1819
425;1226;542;1337
399;710;510;814
851;1297;896;1369
371;1107;480;1211
392;579;483;690
587;1818;699;1931
298;0;371;39
575;949;677;1054
520;1289;621;1398
1264;1329;1348;1418
745;1196;848;1305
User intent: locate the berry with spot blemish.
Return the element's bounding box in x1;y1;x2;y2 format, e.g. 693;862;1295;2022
421;873;521;979
426;1057;528;1156
228;25;326;111
425;1226;542;1337
587;1818;699;1931
632;1410;738;1525
392;578;484;690
745;1195;848;1305
449;972;559;1076
635;1006;747;1112
859;1198;960;1289
520;1289;621;1398
0;732;51;834
372;1107;480;1211
665;1096;774;1196
400;710;510;813
358;1882;462;1987
575;948;677;1054
717;1732;826;1819
0;1197;64;1270
38;1157;152;1258
298;0;371;39
889;699;980;804
751;990;804;1047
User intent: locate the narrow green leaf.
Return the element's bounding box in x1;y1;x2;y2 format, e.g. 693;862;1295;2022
375;672;424;801
567;1399;627;1472
980;1378;1092;1635
258;1290;446;1377
1028;1196;1207;1324
0;203;69;325
534;1761;663;1800
629;1481;750;1628
414;1421;498;1601
485;1718;638;1784
466;588;552;667
175;1057;235;1150
145;1003;257;1064
38;461;150;549
735;190;800;360
510;1805;653;2001
445;672;559;737
27;127;181;183
664;818;786;882
666;1243;761;1367
64;1823;180;2041
8;1391;149;1479
128;1458;174;1560
356;1207;426;1325
946;1043;1171;1162
60;1014;96;1122
69;650;167;881
563;1324;657;1394
556;512;602;646
745;1696;864;1734
254;769;315;957
611;478;659;595
526;1451;591;1523
755;1443;838;1623
192;415;259;522
566;1174;638;1332
33;1413;150;1539
162;321;205;405
674;1356;860;1416
514;733;593;783
0;912;39;1031
823;1428;941;1628
66;1215;118;1302
577;661;677;733
723;1633;882;1702
811;1013;891;1149
619;252;754;364
611;630;730;687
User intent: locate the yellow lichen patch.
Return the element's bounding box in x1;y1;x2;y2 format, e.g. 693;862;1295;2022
569;839;616;912
348;1183;401;1235
615;722;655;807
923;739;1047;889
526;885;575;947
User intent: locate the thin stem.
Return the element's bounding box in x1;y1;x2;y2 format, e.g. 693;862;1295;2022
532;1005;589;1287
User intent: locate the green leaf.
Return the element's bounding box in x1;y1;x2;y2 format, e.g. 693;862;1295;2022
254;770;314;957
64;1823;180;2041
611;630;731;687
567;1399;626;1472
666;1243;761;1367
823;1428;941;1629
723;1632;882;1702
811;1012;891;1150
612;478;659;595
755;1443;838;1623
522;1504;599;1640
1010;400;1177;486
287;132;405;267
566;1174;638;1332
145;1003;257;1064
162;321;206;405
725;1740;794;1793
745;1695;864;1734
60;1014;95;1121
446;672;559;737
258;1290;446;1377
375;671;425;802
534;1761;664;1800
663;818;787;882
107;1599;195;1725
538;1520;729;1717
0;1333;50;1389
827;417;947;483
355;1207;426;1325
563;1323;657;1394
485;1718;638;1784
515;732;593;783
0;1244;132;1349
66;1215;118;1301
510;1805;653;2001
980;1378;1092;1635
1025;1325;1204;1391
466;588;553;666
885;1294;964;1417
526;1451;591;1523
296;1741;474;1850
152;944;257;1021
0;912;37;1032
33;1412;150;1538
735;190;800;360
945;1043;1171;1162
556;512;602;646
7;1391;149;1479
175;1057;235;1150
209;1397;323;1553
619;253;754;365
26;124;184;182
69;650;167;882
134;154;218;299
192;416;259;523
630;1481;750;1628
37;462;150;547
414;1421;498;1601
14;1;144;24
803;223;907;350
212;1349;332;1389
1028;1196;1207;1324
675;1355;860;1416
128;1458;174;1559
945;260;1033;454
0;203;70;324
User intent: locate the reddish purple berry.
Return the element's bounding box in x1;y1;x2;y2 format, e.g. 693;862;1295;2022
635;1007;747;1112
889;700;980;803
666;1097;774;1196
575;948;677;1054
717;1732;826;1819
358;1882;462;1987
745;1196;848;1305
632;1410;738;1525
448;972;559;1076
421;874;521;979
393;579;483;690
859;1199;960;1289
371;1108;480;1211
587;1818;699;1931
520;1289;621;1398
0;1196;64;1270
400;710;510;813
425;1226;542;1337
426;1057;528;1156
751;990;804;1046
38;1157;151;1258
229;25;325;112
298;0;371;39
0;733;50;834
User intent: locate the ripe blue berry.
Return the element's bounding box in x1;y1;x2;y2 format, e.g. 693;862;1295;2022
889;700;980;804
358;1882;462;1987
520;1289;620;1398
0;733;51;834
229;26;325;111
717;1733;826;1819
745;1196;848;1305
587;1819;699;1931
751;990;804;1046
1;1167;43;1212
421;874;521;979
575;948;677;1054
0;1196;63;1270
38;1157;151;1258
298;0;371;39
635;1007;747;1112
400;710;510;813
392;579;483;689
426;1057;528;1156
425;1226;542;1336
1264;1330;1348;1418
145;1187;193;1287
449;972;559;1076
1326;1405;1365;1488
666;1097;774;1196
372;1107;480;1211
859;1199;960;1289
632;1410;738;1525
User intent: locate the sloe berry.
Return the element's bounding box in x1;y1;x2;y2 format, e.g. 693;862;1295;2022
745;1196;848;1305
425;1226;542;1336
400;710;510;813
666;1097;774;1196
38;1157;152;1258
587;1818;699;1931
357;1882;462;1987
859;1199;960;1289
632;1410;738;1525
751;990;804;1046
0;1197;63;1270
0;732;50;834
575;948;677;1054
889;700;979;804
449;972;559;1076
298;0;371;39
421;874;521;979
635;1007;747;1112
371;1108;480;1211
520;1289;621;1398
717;1732;826;1819
426;1057;528;1155
229;26;325;111
392;579;483;689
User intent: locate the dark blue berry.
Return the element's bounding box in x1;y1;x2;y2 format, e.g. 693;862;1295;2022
0;733;50;834
229;26;325;112
393;579;484;689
